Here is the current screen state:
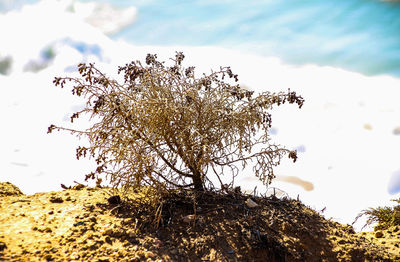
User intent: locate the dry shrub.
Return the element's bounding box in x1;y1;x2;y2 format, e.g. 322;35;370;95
354;198;400;231
48;52;303;193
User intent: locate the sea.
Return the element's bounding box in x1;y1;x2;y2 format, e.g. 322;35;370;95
1;0;400;231
2;0;400;77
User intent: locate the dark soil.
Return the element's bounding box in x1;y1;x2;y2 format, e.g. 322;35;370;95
0;182;399;261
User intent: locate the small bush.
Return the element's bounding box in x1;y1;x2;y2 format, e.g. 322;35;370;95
48;52;303;193
354;199;400;231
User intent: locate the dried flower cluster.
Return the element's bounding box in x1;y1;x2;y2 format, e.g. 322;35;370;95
48;52;304;192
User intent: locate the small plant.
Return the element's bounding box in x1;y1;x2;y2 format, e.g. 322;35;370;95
48;52;303;193
354;198;400;231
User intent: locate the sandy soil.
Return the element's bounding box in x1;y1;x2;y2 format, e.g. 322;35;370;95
0;182;399;261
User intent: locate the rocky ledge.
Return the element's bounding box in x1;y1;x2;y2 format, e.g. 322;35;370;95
0;182;399;261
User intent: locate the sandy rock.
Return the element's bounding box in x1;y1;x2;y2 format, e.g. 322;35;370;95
153;239;162;249
49;196;63;203
127;230;136;238
88;216;97;224
123;217;134;225
104;236;112;245
103;227;114;236
0;182;23;197
338;239;347;245
72;184;85;190
43;254;53;261
65;196;72;201
107;195;121;204
183;214;195;223
144;251;155;258
209;248;217;260
0;241;7;251
245;198;258;208
70;252;80;260
183;214;204;223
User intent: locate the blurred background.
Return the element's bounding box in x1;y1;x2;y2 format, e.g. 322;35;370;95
1;0;400;231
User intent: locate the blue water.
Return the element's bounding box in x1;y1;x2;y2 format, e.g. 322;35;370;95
3;0;400;77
